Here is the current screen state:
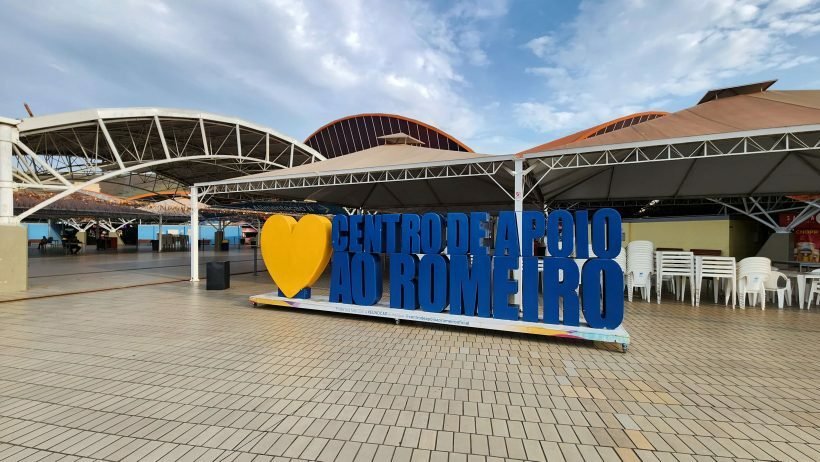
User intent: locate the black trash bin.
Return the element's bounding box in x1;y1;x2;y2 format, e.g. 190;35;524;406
151;239;159;251
220;240;229;251
206;261;231;290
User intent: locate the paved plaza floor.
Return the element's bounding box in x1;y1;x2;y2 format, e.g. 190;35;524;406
0;253;819;461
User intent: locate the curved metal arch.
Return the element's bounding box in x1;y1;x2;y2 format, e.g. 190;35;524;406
10;107;324;219
305;113;473;158
13;153;285;222
18;107;326;161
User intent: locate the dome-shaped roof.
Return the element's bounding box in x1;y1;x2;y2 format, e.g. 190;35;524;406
305;113;472;158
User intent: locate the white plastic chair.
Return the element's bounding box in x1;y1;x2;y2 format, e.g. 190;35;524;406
614;247;627;292
655;251;695;305
764;271;792;309
626;241;654;302
695;256;737;308
737;257;771;309
807;269;820;309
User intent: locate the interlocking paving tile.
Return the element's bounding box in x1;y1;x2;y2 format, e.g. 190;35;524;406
0;268;819;461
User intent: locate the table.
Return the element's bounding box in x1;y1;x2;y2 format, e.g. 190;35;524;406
783;270;820;309
774;260;820;272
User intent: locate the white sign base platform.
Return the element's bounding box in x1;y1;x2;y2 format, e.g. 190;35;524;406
250;292;630;352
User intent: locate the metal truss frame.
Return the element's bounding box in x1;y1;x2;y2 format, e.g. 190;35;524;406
59;217;135;233
8;111;328;223
707;196;820;232
13;154;290;222
197;125;820;204
522;126;820;200
199;160;514;197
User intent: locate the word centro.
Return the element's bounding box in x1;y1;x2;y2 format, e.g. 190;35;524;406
328;209;624;330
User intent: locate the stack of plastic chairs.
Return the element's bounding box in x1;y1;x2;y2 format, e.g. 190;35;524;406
737;257;771;309
615;247;627;292
655;251;696;305
695;256;737;308
764;271;793;309
807;269;820;309
626;241;654;302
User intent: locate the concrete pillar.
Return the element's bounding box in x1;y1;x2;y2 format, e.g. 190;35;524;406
0;123;14;224
757;232;795;262
0;120;27;292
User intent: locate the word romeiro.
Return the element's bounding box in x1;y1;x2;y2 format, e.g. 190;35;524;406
329;209;624;329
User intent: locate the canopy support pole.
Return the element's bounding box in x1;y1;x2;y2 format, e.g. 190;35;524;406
514;158;524;307
191;186;200;282
158;215;163;253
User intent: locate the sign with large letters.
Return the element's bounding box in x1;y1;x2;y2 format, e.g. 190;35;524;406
253;209;629;350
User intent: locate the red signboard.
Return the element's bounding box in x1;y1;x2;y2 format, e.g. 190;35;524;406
780;212;820;262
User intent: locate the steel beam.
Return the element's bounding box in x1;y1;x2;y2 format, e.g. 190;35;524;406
98;118;126;170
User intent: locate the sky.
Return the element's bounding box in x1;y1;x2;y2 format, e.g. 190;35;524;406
1;0;819;154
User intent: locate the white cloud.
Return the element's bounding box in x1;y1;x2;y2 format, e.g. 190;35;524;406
0;0;507;144
516;0;820;134
524;36;553;59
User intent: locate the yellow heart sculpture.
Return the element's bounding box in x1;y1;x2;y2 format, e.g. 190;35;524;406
260;214;333;298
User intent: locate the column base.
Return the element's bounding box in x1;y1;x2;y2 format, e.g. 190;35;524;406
0;225;28;292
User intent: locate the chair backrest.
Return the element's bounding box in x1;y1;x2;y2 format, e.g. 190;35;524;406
738;256;771;269
738;258;772;279
656;251;694;275
696;256;736;277
627;241;654;271
615;247;626;271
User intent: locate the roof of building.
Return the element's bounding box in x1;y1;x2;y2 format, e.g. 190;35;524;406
519;111;669;154
304;113;473;158
525;89;820;154
14;190;165;220
233;143;495;182
697;79;777;105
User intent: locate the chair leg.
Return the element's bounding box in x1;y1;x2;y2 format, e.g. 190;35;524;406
732;280;737;309
689;277;695;306
656;273;661;304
